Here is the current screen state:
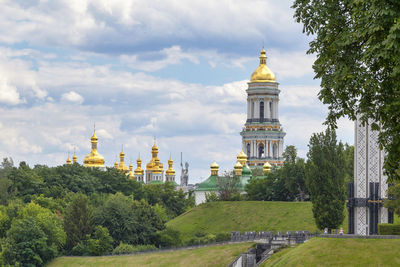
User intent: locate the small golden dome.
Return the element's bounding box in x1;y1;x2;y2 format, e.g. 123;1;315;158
263;162;272;174
66;156;72;165
114;161;118;168
83;129;105;168
234;161;242;169
72;153;77;163
250;47;276;83
210;162;219;168
134;155;144;175
234;161;243;176
237;149;248;166
166;156;175;176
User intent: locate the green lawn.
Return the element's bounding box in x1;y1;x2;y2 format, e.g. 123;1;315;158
48;242;254;267
166;201;328;243
262;237;400;267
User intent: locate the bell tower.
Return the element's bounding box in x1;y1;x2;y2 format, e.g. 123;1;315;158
240;47;285;166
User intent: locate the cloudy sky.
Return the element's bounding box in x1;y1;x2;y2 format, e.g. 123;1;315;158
0;0;353;183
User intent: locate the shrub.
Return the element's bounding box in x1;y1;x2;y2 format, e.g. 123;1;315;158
112;243;156;255
157;228;182;247
216;232;230;242
378;224;400;235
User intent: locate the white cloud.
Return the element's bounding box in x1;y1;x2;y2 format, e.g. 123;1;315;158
269;50;315;80
61;91;84;104
0;76;23;105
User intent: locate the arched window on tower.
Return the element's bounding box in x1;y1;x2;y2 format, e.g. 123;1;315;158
247;143;251;158
270;101;273;120
258;143;265;158
272;143;278;159
260;101;264;120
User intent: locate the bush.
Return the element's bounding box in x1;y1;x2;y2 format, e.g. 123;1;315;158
70;226;113;256
378;224;400;235
216;232;230;242
157;228;182;247
205;192;219;203
186;233;216;245
112;243;156;255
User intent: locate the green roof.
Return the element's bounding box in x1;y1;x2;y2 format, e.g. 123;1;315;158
148;180;163;185
195;175;218;191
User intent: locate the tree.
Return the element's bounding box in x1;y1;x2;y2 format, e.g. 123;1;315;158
63;194;95;251
216;171;241;201
306;128;346;231
1;202;66;266
343;144;354;185
385;182;400;217
245;177;273;201
282;146;307;200
292;0;400;181
95;193;164;246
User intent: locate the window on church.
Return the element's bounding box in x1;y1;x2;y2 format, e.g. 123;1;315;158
251;101;254;118
247;143;251;158
272;143;278;158
258;143;264;158
260;101;264;119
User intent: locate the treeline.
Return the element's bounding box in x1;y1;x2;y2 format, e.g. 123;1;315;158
210;143;353;202
0;161;193;266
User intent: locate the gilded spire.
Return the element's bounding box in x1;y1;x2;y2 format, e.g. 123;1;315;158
134;154;144;175
118;145;128;172
210;161;219;176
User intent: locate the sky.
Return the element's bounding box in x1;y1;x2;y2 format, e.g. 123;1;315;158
0;0;353;183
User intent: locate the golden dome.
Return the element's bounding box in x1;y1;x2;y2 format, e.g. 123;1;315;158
66;155;72;165
210;161;219;176
263;162;272;174
83;129;105;168
114;161;118;168
166;156;175;176
237;149;248;166
234;161;243;176
72;151;77;163
118;146;129;172
134;155;144;175
250;47;276;83
129;163;133;171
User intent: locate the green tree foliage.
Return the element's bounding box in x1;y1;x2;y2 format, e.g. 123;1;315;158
143;183;192;219
385;182;400;217
95;193;164;246
0;207;9;238
306;128;346;231
1;202;66;266
0;158;14;206
292;0;400;181
282;146;307;200
245;146;307;201
217;171;241;201
1;217;49;266
343;144;354;185
84;226;113;256
156;227;182;247
63;194;95;251
8;162;44;202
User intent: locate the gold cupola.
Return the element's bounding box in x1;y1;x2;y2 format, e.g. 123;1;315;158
66;153;72;165
250;47;276;83
263;162;272;175
237;149;248;167
128;163;134;179
234;161;243;176
210;162;219;176
114;159;118;169
72;149;77;164
134;155;144;175
118;145;129;172
83;129;105;168
166;156;175;176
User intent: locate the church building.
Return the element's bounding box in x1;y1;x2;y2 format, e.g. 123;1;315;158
240;47;286;166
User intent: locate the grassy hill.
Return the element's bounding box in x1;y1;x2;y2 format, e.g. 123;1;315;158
166;201;330;243
48;242;254;267
262;237;400;266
